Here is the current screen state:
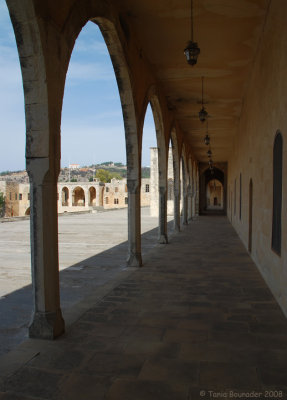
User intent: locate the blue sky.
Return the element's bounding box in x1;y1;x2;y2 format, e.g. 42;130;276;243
0;6;156;171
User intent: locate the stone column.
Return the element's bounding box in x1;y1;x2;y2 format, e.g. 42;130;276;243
187;184;192;221
182;187;188;225
127;178;142;267
173;155;181;232
195;167;200;217
68;188;72;208
158;145;168;244
84;188;89;209
158;185;168;243
174;188;181;232
27;159;65;339
6;0;74;340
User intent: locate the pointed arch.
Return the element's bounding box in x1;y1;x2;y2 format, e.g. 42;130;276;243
65;8;142;266
170;125;181;231
141;86;168;243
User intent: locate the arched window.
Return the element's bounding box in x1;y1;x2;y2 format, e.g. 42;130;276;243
272;132;283;255
234;178;236;216
239;173;242;220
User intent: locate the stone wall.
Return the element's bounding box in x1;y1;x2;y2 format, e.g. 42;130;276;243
227;1;287;316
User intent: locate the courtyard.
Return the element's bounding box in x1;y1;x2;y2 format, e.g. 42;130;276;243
0;208;173;356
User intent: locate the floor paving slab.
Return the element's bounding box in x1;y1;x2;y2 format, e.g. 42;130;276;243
0;216;287;399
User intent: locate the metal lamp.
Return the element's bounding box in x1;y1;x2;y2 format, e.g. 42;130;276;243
184;0;200;66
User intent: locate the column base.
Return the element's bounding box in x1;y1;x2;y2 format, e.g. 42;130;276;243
174;225;180;233
127;252;142;267
29;308;65;339
158;234;168;244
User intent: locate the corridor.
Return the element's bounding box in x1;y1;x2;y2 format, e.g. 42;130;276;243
1;216;286;399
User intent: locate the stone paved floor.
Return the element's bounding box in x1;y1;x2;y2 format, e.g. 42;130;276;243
0;208;173;356
1;216;287;399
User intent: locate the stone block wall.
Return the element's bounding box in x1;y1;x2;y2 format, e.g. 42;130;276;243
227;1;287;316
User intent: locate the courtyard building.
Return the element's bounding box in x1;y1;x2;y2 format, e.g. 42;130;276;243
1;0;287;397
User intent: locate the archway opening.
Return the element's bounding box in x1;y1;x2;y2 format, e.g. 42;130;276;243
167;140;174;220
141;102;159;242
89;187;96;206
170;129;181;231
62;187;69;207
56;18;136;295
199;166;226;215
206;179;224;210
72;187;85;206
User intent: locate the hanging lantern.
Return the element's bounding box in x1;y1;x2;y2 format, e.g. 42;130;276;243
204;134;210;146
199;76;208;122
184;41;200;66
199;107;208;122
207;149;212;158
184;0;200;66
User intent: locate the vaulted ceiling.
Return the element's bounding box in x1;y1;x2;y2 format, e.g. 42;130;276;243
119;0;269;162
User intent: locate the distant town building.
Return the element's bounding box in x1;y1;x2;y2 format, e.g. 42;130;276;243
69;164;80;169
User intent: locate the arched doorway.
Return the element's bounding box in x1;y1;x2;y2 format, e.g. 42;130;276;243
72;187;85;206
25;207;30;216
206;179;224;210
62;187;69;206
199;165;227;215
89;187;96;206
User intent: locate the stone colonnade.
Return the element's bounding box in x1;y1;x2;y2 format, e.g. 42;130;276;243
6;0;199;339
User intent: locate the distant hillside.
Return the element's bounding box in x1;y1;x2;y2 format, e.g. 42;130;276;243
0;162;150;183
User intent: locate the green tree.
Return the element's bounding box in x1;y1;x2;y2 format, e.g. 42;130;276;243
96;169;122;183
100;161;113;166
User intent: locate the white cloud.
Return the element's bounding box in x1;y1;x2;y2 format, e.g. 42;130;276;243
75;39;109;56
67;61;114;83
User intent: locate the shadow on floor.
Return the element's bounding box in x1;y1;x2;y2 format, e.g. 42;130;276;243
0;220;175;357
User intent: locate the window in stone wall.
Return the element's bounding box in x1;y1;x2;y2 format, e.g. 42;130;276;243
106;187;109;192
19;194;22;200
125;197;128;204
15;193;17;200
145;184;150;193
115;187;118;192
105;197;109;204
114;198;119;204
9;192;11;200
272;131;283;256
239;173;242;220
28;193;30;200
234;179;236;216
